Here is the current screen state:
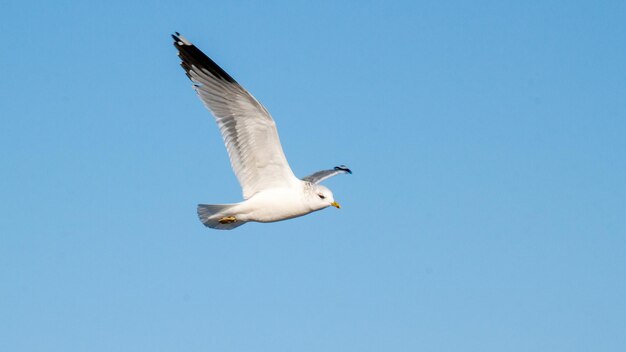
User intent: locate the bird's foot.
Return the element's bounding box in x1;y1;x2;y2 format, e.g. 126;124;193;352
218;216;237;224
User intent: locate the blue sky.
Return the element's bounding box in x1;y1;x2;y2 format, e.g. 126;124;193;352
1;0;625;351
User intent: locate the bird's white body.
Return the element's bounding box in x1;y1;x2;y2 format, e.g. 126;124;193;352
239;185;320;222
240;188;322;222
197;182;337;230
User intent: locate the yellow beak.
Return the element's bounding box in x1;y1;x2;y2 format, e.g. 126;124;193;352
331;201;341;209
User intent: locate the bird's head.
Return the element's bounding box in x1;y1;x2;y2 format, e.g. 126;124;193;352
311;184;341;210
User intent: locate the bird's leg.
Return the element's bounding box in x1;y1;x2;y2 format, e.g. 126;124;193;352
218;216;237;224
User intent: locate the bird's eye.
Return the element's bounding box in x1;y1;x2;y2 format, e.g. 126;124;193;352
318;194;326;199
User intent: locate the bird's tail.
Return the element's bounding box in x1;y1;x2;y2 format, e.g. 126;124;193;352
197;203;247;230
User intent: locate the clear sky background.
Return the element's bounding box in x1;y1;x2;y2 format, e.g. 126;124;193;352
1;1;625;351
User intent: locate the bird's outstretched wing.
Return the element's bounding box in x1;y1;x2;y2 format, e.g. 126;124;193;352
302;165;352;184
173;33;298;199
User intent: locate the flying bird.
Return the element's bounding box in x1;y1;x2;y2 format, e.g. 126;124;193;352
172;33;351;230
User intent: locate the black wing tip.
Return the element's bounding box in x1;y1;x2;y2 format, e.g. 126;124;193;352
171;32;237;84
334;165;352;174
171;32;186;45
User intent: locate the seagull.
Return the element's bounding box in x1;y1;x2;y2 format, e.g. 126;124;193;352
172;33;351;230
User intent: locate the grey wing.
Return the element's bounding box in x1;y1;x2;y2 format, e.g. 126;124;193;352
302;165;352;184
173;33;299;199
